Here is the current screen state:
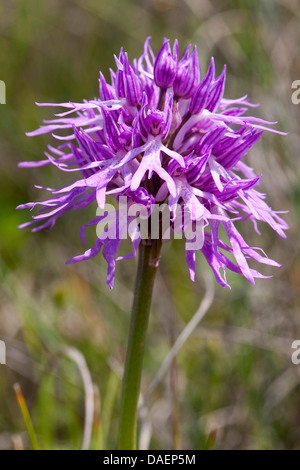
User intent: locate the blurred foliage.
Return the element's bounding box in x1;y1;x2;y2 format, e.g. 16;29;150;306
0;0;300;450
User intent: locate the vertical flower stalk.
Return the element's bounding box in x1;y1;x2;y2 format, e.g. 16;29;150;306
119;240;161;450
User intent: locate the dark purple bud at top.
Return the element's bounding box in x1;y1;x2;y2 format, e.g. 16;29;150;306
123;53;143;107
189;57;215;115
154;40;178;89
173;45;200;99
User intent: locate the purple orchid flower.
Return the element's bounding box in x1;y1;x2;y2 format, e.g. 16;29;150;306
18;37;288;289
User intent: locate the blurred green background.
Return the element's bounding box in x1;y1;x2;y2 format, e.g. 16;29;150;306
0;0;299;450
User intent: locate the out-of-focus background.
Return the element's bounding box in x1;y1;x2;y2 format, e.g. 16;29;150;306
0;0;299;450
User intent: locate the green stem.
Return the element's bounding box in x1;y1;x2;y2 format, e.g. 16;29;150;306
118;240;161;450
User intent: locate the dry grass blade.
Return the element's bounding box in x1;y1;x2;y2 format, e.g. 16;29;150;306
13;383;39;450
11;434;24;451
63;347;95;450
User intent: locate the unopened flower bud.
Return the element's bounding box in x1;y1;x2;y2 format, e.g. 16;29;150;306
154;41;178;89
